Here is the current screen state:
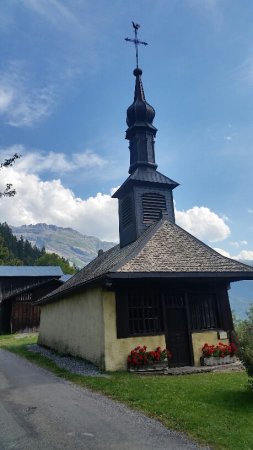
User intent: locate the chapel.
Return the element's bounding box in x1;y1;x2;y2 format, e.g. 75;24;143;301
37;26;253;370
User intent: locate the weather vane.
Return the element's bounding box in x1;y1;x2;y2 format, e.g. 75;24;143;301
125;22;148;68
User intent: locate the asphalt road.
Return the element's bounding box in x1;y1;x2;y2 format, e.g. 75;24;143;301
0;349;206;450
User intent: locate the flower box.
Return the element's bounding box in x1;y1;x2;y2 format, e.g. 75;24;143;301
129;360;168;372
201;342;237;366
201;355;237;366
127;345;171;372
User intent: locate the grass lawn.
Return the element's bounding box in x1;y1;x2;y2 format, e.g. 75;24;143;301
1;333;253;450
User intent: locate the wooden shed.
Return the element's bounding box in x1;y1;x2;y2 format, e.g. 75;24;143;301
0;266;64;333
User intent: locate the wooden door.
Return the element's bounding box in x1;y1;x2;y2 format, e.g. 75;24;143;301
163;294;192;367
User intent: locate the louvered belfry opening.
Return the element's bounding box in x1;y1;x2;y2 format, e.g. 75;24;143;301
121;196;133;228
142;192;167;224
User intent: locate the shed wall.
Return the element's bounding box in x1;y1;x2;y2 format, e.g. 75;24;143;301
38;287;105;368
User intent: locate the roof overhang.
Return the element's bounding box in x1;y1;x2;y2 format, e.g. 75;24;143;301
2;278;64;303
36;275;106;306
107;271;253;282
37;270;253;306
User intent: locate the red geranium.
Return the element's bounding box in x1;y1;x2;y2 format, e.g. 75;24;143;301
202;342;237;358
127;345;172;366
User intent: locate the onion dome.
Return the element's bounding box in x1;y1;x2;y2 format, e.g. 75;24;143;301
126;68;156;129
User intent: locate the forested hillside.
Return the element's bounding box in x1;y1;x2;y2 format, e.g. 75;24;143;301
0;223;76;274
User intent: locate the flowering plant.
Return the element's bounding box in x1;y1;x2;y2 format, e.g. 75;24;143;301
202;342;237;358
127;345;172;366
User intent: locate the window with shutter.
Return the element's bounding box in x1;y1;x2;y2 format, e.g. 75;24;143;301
189;293;219;331
116;291;164;338
128;292;163;335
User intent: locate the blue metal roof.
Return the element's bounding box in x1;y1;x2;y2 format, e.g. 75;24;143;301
0;266;63;277
60;274;73;282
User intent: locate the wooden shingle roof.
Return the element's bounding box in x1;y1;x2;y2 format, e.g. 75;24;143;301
37;217;253;305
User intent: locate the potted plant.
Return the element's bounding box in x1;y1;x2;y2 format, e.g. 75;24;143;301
127;345;172;372
201;342;237;366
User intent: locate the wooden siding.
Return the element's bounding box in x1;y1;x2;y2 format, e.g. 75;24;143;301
11;302;40;333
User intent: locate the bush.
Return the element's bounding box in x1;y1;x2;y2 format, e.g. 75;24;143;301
235;305;253;386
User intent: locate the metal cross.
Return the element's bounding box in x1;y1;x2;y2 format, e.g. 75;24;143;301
125;22;148;68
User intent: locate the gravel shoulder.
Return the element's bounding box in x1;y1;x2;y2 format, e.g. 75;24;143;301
27;343;103;376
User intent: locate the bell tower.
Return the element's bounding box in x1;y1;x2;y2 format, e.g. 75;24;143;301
112;23;179;247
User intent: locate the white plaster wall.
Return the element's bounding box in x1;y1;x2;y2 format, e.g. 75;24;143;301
103;291;166;371
38;287;105;368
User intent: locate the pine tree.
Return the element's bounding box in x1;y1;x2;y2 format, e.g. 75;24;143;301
0;235;22;265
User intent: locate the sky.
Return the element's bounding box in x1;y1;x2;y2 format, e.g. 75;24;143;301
0;0;253;262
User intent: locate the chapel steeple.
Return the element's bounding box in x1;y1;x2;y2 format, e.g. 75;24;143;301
126;67;157;174
113;23;179;247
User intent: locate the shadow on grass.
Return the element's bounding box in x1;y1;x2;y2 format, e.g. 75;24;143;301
199;383;253;412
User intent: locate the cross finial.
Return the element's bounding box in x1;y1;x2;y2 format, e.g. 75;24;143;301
125;22;148;68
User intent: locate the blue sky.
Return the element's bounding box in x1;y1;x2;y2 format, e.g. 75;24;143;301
0;0;252;261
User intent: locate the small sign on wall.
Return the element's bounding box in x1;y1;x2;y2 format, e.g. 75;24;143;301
217;330;228;340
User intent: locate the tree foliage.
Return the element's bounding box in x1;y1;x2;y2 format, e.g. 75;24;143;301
0;153;20;197
0;235;23;265
235;305;253;387
0;222;44;265
35;252;77;274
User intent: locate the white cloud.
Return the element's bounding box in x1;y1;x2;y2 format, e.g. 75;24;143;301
175;206;230;242
234;250;253;261
248;209;253;214
0;2;113;128
0;5;101;128
12;148;106;174
231;240;248;248
0;87;13;112
224;136;232;141
187;0;222;28
234;55;253;87
213;248;253;261
73;151;106;169
0;165;118;242
213;248;231;258
21;0;86;34
0;62;56;127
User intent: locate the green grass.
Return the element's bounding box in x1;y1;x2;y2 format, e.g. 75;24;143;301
1;334;253;450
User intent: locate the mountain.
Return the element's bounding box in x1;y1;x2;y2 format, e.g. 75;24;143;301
11;223;115;269
229;280;253;319
228;260;253;319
